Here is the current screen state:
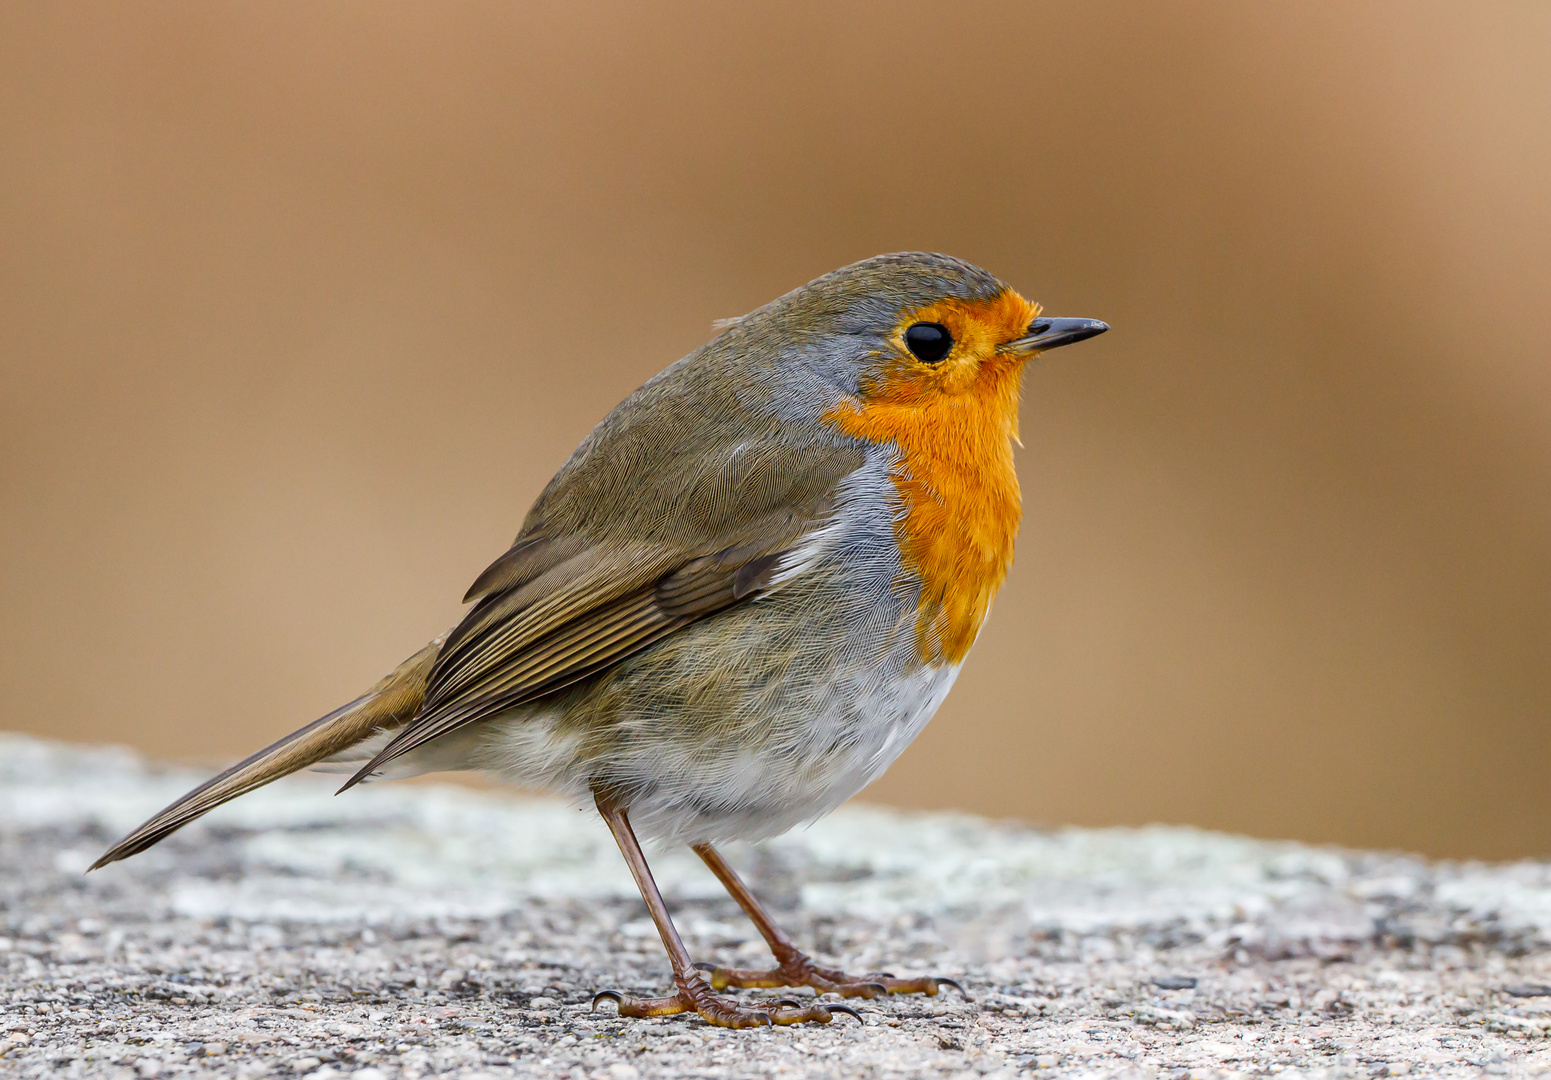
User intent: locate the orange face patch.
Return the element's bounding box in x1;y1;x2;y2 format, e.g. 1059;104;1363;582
825;288;1040;665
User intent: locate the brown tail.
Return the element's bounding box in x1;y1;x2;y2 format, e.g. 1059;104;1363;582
90;637;442;870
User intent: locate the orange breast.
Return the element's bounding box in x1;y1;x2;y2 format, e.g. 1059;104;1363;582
824;290;1034;665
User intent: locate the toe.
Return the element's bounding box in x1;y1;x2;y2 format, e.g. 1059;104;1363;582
591;989;624;1012
827;1003;864;1023
766;1002;836;1026
934;976;969;999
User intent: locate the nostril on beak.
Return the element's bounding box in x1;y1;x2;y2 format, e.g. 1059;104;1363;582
1004;316;1109;355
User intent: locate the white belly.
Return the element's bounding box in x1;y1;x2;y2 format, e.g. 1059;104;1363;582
467;660;961;846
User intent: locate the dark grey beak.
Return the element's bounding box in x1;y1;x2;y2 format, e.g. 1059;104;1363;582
1002;317;1109;356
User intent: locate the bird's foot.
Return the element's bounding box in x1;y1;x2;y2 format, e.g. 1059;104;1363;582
694;953;967;1000
591;971;859;1028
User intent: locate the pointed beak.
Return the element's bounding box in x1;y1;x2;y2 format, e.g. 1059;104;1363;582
1001;317;1109;357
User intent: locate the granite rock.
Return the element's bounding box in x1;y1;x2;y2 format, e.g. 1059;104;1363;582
2;734;1550;1078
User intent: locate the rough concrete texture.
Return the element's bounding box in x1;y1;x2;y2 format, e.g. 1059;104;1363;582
2;734;1550;1079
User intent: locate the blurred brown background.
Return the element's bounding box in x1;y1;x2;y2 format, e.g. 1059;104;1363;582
3;2;1548;859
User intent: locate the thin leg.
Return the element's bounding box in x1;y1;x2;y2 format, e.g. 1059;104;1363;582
589;796;857;1028
691;842;966;1001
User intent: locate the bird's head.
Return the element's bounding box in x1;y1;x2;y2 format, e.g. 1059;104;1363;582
732;251;1107;412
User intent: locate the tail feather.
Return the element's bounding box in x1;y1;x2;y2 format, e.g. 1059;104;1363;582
90;637;443;870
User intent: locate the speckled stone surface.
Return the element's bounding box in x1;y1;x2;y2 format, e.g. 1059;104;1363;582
3;733;1550;1079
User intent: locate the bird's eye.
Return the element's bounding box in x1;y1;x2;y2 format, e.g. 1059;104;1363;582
904;322;953;364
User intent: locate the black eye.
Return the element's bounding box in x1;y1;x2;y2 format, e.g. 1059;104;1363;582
904;322;953;363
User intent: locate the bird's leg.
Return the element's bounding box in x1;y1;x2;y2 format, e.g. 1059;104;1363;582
691;842;966;1001
589;795;856;1028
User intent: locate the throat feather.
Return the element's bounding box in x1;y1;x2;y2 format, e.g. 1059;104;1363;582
825;365;1022;665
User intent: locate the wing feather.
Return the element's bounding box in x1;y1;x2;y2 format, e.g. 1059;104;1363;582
428;544;674;708
340;437;867;791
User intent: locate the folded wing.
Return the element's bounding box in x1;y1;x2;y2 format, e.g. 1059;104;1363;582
340;438;863;789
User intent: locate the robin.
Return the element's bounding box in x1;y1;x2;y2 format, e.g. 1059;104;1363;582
93;252;1107;1028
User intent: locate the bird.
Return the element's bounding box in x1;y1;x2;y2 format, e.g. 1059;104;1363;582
92;252;1108;1028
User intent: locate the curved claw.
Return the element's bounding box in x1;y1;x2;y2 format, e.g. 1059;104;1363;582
591;989;625;1013
860;981;890;998
934;977;969;999
827;1003;863;1023
693;961;718;973
752;1011;774;1027
774;997;803;1008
